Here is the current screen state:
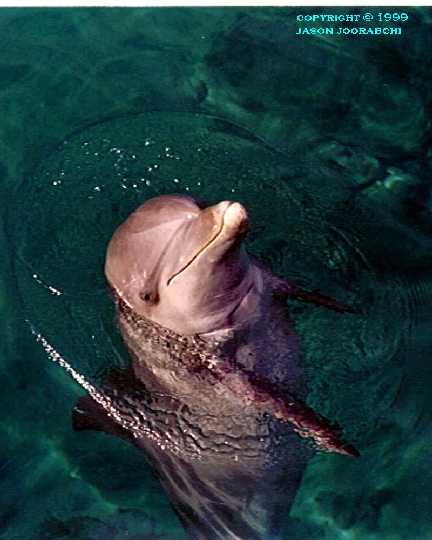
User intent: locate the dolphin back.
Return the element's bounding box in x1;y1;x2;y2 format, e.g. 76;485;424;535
136;435;307;540
73;391;306;540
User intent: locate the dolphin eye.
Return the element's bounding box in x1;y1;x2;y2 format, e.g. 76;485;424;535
139;290;159;304
194;198;208;209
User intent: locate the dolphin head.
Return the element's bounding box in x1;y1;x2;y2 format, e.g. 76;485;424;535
105;195;260;335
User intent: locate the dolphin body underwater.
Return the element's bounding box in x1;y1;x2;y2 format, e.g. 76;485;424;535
56;195;359;540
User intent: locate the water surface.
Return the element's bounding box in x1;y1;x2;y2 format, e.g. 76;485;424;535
1;7;432;540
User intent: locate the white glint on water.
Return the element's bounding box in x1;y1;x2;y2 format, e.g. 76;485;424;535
28;323;113;410
32;273;62;296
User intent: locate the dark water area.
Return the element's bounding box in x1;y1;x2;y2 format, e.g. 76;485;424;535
1;6;432;540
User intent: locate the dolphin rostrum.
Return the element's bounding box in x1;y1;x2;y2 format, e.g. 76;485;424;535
44;195;358;539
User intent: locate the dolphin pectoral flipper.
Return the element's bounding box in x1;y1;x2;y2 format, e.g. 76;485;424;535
72;395;131;441
203;352;359;457
272;277;357;314
290;287;357;314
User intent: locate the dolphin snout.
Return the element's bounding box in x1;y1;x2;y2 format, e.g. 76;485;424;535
211;201;249;236
223;202;249;235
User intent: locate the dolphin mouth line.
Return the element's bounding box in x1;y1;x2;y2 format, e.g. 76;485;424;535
166;204;232;286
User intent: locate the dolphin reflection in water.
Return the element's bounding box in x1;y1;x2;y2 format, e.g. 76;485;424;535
47;195;359;539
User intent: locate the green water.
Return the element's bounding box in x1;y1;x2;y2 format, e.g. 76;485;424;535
1;7;432;540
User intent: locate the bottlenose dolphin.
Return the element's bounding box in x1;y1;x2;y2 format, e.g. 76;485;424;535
59;195;358;539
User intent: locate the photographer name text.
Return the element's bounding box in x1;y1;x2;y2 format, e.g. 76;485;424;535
296;26;402;35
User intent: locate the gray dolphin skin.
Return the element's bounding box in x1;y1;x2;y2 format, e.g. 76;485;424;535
72;195;359;540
